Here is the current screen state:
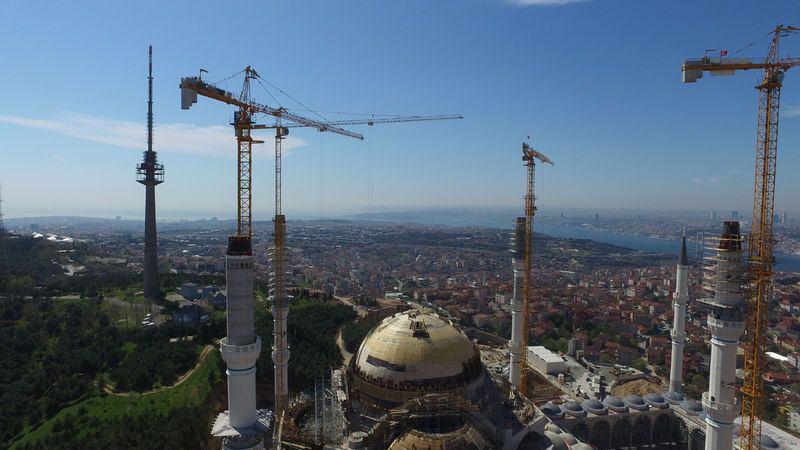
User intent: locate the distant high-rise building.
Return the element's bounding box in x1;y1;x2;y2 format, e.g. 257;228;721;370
730;210;738;220
782;211;788;224
594;213;600;221
710;210;717;221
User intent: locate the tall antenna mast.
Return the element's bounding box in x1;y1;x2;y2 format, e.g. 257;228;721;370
137;45;164;300
147;46;154;153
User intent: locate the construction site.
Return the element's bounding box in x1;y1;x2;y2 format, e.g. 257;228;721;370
130;23;799;450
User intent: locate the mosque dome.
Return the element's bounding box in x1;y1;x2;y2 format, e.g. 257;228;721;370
602;395;628;413
678;400;704;415
543;431;570;450
623;394;649;411
388;416;491;450
351;310;484;406
582;398;608;415
561;401;588;418
643;393;669;409
541;403;565;418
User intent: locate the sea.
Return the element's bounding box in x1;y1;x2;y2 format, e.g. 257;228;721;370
344;210;800;273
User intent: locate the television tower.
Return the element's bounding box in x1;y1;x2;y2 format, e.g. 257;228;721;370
664;232;689;404
136;46;164;300
700;221;746;450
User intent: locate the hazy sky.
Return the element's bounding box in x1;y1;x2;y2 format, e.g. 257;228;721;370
1;0;799;219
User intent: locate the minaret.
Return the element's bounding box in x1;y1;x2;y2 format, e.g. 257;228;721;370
508;217;527;392
701;221;746;450
664;232;689;404
217;235;262;447
136;46;164;300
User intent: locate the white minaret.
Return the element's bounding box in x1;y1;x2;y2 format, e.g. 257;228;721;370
212;237;265;450
701;221;746;450
665;233;689;404
509;217;526;391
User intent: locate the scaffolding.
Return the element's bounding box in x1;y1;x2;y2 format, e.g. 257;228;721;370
303;370;347;445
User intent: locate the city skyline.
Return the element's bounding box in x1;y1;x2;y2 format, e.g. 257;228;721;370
1;0;799;219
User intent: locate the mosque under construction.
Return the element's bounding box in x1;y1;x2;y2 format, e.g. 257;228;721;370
259;221;796;450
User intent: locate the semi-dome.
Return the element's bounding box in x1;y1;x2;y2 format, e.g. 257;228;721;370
602;395;628;413
388;418;491;450
572;444;595;450
643;393;668;409
351;310;484;406
623;394;649;411
561;401;587;418
582;398;608;415
560;433;577;445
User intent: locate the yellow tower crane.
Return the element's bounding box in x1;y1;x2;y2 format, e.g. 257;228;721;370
180;67;462;416
518;142;553;397
682;25;799;450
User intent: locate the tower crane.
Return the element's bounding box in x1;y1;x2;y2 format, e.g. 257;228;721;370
682;25;799;450
518;142;553;397
180;67;462;417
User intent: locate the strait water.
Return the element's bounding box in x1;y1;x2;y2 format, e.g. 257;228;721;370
536;224;800;273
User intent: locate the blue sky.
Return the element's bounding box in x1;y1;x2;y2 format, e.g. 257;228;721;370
1;0;798;219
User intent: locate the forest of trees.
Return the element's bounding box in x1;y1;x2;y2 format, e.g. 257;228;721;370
255;297;356;388
0;297;204;447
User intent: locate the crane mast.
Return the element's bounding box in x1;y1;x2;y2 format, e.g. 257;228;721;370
740;28;786;450
517;142;552;396
682;25;798;450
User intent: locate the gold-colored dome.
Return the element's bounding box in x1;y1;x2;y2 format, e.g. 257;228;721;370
354;310;480;385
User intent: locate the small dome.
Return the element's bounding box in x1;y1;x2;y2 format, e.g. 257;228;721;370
541;403;564;418
559;433;577;445
760;435;780;450
603;395;628;413
623;394;649;411
561;401;587;418
643;393;668;409
582;399;608;415
543;431;570;450
678;400;703;415
662;390;684;404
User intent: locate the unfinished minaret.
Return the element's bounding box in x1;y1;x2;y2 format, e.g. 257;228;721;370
701;221;746;450
508;216;527;391
664;232;689;404
136;46;164;300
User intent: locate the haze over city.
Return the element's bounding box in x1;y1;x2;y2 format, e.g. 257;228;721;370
2;0;799;219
